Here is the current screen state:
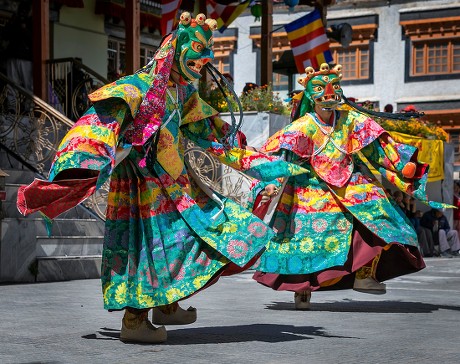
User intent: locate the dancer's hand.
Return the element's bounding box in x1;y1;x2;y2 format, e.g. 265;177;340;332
245;145;258;152
402;162;416;178
260;184;279;204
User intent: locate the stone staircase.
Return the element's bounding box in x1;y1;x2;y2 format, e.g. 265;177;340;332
0;160;105;283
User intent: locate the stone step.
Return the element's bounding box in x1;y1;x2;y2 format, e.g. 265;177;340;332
1;217;104;283
0;159;106;283
36;255;102;282
44;218;105;236
3;217;104;239
36;235;103;257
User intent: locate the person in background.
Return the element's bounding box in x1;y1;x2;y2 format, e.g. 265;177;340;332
420;208;460;258
3;2;33;111
393;190;408;213
403;192;418;228
393;190;435;257
384;104;394;113
401;105;419;113
242;82;259;95
453;182;460;237
415;209;436;257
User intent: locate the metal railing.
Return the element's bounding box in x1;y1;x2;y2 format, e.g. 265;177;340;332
47;58;108;121
0;72;109;219
184;140;254;207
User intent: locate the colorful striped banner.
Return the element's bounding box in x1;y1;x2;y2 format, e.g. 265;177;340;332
206;0;250;33
284;9;333;73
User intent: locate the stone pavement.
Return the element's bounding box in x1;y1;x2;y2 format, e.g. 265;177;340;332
1;257;459;364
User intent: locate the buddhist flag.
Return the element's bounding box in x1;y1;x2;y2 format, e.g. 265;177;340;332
206;0;250;33
161;0;183;36
284;9;333;73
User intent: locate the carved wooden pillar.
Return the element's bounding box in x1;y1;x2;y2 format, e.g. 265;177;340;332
261;0;273;86
125;0;140;74
33;0;49;100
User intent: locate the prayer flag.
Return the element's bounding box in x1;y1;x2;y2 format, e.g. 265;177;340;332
284;9;333;73
206;0;250;33
161;0;183;36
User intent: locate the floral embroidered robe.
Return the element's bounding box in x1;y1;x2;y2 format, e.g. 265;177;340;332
249;109;442;285
17;72;306;310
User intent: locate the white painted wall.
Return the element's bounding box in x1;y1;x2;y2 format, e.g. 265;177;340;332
52;0;108;77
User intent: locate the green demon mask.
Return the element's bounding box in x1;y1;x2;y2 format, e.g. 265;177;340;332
174;12;217;83
298;63;343;113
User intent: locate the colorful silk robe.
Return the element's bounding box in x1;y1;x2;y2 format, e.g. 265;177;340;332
17;71;306;310
249;109;442;276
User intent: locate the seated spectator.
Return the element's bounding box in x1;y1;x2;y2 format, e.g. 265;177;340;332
393;190;406;210
403;193;418;229
393;191;433;256
453;182;460;236
416;214;436;257
393;190;416;225
420;208;460;258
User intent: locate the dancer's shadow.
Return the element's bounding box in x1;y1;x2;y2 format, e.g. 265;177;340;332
265;299;460;313
82;323;359;344
82;327;120;341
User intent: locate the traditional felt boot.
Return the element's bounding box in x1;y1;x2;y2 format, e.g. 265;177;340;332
120;309;167;343
152;302;197;325
353;276;386;294
294;290;311;310
353;257;386;294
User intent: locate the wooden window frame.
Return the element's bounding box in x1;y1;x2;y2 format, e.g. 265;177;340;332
331;44;370;81
107;37;155;81
329;23;376;85
411;38;460;76
401;15;460;82
212;35;237;75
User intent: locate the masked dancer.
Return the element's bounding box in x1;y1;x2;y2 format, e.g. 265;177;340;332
17;13;305;342
250;63;447;310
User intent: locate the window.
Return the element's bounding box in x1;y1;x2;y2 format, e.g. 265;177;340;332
273;73;289;91
271;49;290;91
412;39;460;76
107;38;155;81
332;46;369;80
213;55;230;74
450;132;460;164
140;48;156;69
212;30;238;79
108;39;125;81
400;12;460;81
329;22;376;83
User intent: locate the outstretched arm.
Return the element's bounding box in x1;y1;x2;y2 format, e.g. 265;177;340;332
181;116;307;182
359;134;447;208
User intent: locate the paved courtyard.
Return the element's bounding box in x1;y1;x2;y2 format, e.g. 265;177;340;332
1;257;459;364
